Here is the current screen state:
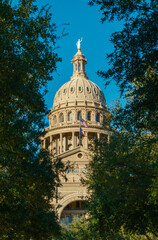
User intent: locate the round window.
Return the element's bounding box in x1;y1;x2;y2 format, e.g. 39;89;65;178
74;169;79;174
77;153;83;158
87;87;91;93
70;87;74;93
94;88;97;94
78;86;82;92
82;169;87;174
66;170;71;174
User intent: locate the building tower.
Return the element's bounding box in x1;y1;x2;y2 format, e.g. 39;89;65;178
43;40;111;225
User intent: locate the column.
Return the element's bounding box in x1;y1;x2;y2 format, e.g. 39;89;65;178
74;134;77;147
65;135;68;151
65;110;68;123
72;131;75;148
52;137;54;154
43;138;46;149
56;137;58;155
75;109;77;121
63;135;66;152
50;136;52;153
97;132;100;140
92;111;95;123
60;133;63;153
108;134;110;143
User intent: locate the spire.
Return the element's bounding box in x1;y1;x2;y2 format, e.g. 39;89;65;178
71;38;88;79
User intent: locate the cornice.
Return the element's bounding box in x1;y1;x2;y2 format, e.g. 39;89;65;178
48;103;107;116
45;123;110;132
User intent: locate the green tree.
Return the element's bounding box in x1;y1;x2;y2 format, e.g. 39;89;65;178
0;0;64;239
89;0;158;134
52;216;101;240
85;131;158;239
84;2;158;238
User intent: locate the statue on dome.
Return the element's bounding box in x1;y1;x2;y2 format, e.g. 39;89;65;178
76;37;83;50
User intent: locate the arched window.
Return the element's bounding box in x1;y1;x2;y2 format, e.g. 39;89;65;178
87;112;91;121
60;113;64;122
68;112;73;121
96;113;100;122
77;111;82;120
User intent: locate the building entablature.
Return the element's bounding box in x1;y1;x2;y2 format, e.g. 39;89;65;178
44;126;111;137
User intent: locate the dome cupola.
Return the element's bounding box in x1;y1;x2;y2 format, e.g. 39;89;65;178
52;39;107;109
71;38;88;79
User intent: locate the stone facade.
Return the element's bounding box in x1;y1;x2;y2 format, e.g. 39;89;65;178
42;43;111;225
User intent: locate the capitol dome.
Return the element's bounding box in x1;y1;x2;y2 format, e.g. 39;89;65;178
50;45;107;128
53;49;106;108
53;78;106;108
43;41;111;225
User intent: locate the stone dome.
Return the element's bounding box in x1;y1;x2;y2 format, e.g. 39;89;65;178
53;78;106;108
53;48;106;108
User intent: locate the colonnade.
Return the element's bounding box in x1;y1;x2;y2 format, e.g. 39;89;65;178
43;131;109;155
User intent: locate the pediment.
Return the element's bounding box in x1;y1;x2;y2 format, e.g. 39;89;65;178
54;146;89;160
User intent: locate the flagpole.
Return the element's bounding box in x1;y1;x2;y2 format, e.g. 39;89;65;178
79;121;81;146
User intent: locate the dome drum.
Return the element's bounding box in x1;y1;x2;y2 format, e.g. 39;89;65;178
48;106;107;129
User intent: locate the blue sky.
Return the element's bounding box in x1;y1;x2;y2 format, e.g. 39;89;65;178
13;0;124;112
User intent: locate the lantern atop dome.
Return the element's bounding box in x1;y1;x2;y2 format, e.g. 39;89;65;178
71;38;88;79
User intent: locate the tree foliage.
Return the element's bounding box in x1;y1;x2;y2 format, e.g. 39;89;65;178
83;3;158;237
85;131;158;239
0;0;63;239
52;216;101;240
89;0;158;134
